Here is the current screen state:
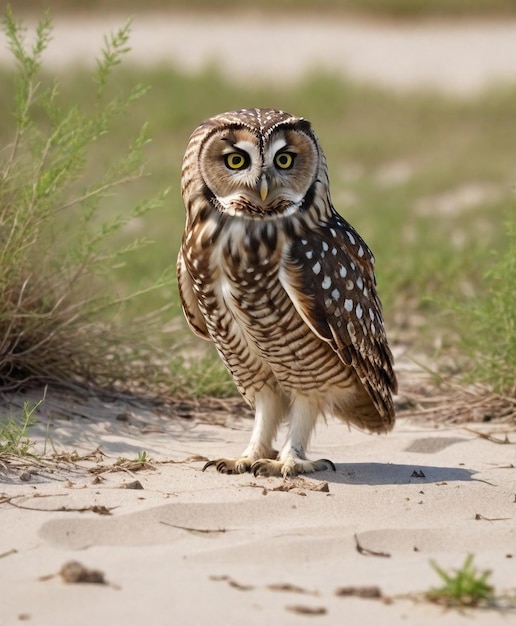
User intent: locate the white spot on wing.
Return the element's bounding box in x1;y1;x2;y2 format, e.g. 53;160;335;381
312;261;321;275
322;275;332;289
278;263;329;343
344;299;353;312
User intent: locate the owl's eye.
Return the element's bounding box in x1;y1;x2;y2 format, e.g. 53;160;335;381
274;151;295;170
224;151;250;170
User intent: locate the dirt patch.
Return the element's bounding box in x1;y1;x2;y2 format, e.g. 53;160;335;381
2;15;516;95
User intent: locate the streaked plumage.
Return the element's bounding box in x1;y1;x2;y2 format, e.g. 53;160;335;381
178;108;397;477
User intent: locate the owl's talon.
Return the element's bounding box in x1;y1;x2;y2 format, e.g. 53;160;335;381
202;459;218;472
321;459;337;472
202;457;251;474
251;457;335;477
251;462;267;478
217;461;231;474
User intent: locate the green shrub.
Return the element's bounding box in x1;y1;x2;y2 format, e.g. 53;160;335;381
457;213;516;394
0;8;170;392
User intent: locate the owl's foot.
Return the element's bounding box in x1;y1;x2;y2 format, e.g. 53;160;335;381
203;444;279;474
203;457;254;474
251;457;335;478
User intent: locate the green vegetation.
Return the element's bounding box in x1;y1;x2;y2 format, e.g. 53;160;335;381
0;9;514;401
13;0;516;19
168;352;236;398
0;9;171;393
458;215;515;393
0;399;41;458
426;555;495;608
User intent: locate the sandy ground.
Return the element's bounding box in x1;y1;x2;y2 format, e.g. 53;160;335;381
1;13;516;95
0;384;515;625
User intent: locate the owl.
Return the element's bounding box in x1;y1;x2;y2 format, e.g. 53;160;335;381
178;108;397;477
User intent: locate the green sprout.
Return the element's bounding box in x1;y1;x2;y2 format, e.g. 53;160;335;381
426;554;495;608
0;400;42;458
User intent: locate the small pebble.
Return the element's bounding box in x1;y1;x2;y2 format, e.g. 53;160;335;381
121;480;143;490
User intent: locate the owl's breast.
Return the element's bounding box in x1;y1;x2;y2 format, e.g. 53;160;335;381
214;219;287;335
186;214;350;394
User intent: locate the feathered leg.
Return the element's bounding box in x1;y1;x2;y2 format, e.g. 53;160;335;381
251;393;335;477
203;382;287;474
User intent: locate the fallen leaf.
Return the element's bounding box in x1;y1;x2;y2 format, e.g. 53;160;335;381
272;478;330;493
160;521;227;534
354;534;391;558
267;582;318;595
475;513;510;521
286;605;327;615
335;586;383;598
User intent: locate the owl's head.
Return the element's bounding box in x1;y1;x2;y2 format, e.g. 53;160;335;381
182;108;326;219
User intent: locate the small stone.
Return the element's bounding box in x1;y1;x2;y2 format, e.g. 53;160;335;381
121;480;144;490
60;560;106;584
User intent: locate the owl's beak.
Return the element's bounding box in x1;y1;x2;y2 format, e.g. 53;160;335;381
259;175;268;202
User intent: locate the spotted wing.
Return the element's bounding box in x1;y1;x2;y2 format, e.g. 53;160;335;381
279;216;397;424
177;248;210;340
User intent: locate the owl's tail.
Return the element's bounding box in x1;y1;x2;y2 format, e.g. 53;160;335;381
329;380;394;434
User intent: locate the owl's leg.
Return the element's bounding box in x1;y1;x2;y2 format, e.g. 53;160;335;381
251;394;335;478
203;383;287;474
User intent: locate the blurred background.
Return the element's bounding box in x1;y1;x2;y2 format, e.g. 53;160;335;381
1;1;515;397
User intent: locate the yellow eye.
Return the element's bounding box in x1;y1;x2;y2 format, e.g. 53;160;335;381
274;151;295;170
224;152;250;170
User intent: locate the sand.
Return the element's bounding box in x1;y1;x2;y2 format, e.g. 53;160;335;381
1;388;514;625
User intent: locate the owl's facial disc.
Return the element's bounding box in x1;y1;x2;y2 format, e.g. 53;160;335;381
200;126;318;218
